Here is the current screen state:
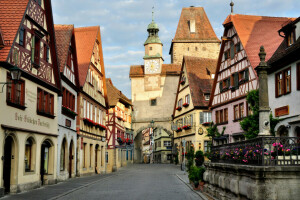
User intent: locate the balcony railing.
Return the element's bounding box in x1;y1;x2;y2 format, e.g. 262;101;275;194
210;137;300;166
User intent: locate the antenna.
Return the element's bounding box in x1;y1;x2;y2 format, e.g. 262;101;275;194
152;6;154;21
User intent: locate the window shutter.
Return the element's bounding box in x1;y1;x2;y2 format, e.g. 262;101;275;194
234;72;239;88
227;77;231;87
31;36;35;62
219;81;223;92
245;68;249;81
200;112;204;124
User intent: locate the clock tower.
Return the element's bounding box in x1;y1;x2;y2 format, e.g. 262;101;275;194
144;10;163;74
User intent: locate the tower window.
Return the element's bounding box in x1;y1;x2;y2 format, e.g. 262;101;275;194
150;47;152;51
150;99;157;106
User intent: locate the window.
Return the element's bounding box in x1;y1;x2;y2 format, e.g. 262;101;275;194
220;110;223;123
149;47;152;50
224;108;228;122
25;138;33;172
204;94;210;101
239;103;244;118
239;68;249;82
44;44;49;63
275;67;291;97
235;42;241;53
87;102;90;119
204;141;210;153
6;74;25;107
215;108;228;124
287;31;295;46
83;143;87;168
37;88;54;116
297;63;300;90
31;35;41;66
215;110;219;124
224;50;229;60
185;94;190;104
234;105;239;120
178;99;183;107
220;78;230;92
19;27;25;46
200;112;211;124
90;104;93;120
60;139;66;171
164;141;171;147
83;99;86;118
150;99;157;106
62;88;75;111
230;42;235;59
95;106;97;123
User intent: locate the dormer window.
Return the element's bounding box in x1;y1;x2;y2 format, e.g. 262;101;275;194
204;94;210;101
287;31;295;46
188;20;196;33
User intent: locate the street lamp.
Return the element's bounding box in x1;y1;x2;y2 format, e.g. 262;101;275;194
1;66;22;93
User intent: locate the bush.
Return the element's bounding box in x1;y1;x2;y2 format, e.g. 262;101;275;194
186;146;195;172
195;150;204;167
188;166;206;182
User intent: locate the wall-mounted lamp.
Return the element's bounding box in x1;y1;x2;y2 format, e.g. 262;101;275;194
0;66;22;93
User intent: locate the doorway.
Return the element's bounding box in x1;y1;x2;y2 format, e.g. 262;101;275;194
3;136;13;194
69;140;73;178
95;144;99;174
40;140;51;185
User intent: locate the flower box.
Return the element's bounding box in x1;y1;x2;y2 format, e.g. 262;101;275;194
62;106;77;119
229;86;236;91
182;125;191;130
182;103;189;107
176;127;182;132
202;122;212;126
83;118;97;127
117;137;126;145
176;106;182;111
182;152;187;155
180;80;185;85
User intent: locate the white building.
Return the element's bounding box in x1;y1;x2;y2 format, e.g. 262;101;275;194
268;17;300;137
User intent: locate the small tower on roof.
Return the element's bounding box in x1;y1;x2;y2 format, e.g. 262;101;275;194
230;0;234;14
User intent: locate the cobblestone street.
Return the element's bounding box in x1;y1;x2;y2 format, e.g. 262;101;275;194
2;164;201;200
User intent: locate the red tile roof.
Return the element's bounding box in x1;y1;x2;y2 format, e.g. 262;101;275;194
223;14;295;69
74;26;99;86
184;56;217;107
54;25;74;72
129;64;181;77
172;7;220;42
0;0;29;62
106;78;132;107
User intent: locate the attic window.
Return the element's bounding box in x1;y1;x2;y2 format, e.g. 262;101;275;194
287;31;295;46
188;20;196;33
204;94;210;101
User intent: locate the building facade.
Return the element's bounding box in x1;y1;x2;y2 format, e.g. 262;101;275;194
0;0;61;195
74;26;108;176
209;14;293;144
268;17;300;138
169;7;220;65
54;24;79;181
153;128;172;163
130;16;180;163
105;78;133;172
172;56;216;163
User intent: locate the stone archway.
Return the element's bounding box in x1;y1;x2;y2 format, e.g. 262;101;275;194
277;125;288;137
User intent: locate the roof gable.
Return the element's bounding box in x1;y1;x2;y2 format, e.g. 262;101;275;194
172;7;220;42
106;78;132;107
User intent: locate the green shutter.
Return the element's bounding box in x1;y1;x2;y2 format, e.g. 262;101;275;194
234;72;239;88
200;112;204;124
219;81;223;92
245;68;249;81
31;36;35;62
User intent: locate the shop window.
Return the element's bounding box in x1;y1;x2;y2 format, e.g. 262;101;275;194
6;74;25;107
60;139;66;171
25;138;33;172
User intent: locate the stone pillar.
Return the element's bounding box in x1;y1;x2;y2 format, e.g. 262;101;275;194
255;46;271;136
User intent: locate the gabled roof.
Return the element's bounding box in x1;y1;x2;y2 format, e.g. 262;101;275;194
183;56;216;108
172;7;220;43
0;0;29;61
74;26;99;86
129;64;181;77
54;24;73;72
106;78;132;107
223;14;295;69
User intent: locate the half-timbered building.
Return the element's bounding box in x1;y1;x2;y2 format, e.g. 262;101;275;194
0;0;61;195
74;26;108;176
172;56;216;164
267;17;300;138
209;14;294;143
54;24;79;181
105;78;133;172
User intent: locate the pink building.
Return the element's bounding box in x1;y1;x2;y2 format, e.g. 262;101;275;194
209;14;293;144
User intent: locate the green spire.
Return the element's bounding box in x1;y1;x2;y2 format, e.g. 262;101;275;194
144;6;162;45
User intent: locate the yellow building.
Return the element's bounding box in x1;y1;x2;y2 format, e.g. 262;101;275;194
172;56;217;163
105;79;133;172
153;129;172;163
0;0;61;195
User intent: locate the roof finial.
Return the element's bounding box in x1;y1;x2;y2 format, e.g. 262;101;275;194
230;0;234;14
152;6;154;22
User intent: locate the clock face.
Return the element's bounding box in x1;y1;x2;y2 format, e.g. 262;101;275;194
145;59;160;74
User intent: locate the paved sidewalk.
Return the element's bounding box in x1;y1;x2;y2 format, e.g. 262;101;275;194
1;172;119;200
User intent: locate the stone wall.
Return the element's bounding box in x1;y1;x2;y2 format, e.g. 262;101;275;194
171;42;220;65
203;162;300;200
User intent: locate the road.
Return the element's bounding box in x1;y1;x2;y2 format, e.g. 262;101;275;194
2;164;201;200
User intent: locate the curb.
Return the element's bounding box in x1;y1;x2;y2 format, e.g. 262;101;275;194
176;174;208;200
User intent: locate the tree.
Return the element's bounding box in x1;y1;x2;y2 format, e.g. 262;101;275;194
206;123;226;139
195;150;204;167
240;89;280;139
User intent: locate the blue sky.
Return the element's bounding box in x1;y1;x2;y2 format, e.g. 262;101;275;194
52;0;299;98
